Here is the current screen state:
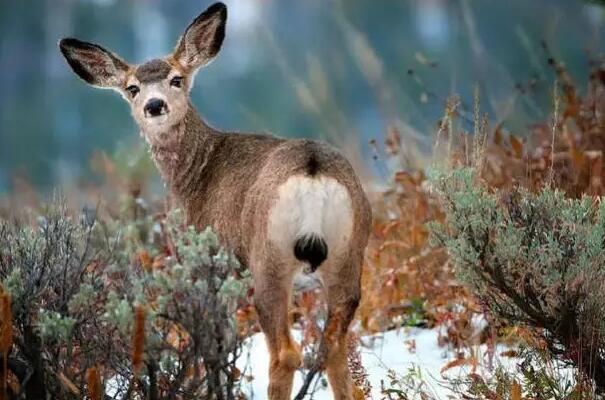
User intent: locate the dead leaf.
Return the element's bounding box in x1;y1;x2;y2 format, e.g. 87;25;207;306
494;124;503;146
500;349;519;358
353;385;366;400
440;357;477;373
509;135;524;158
511;380;522;400
138;250;153;273
57;371;80;396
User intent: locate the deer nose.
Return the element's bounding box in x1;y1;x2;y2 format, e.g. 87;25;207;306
144;98;167;117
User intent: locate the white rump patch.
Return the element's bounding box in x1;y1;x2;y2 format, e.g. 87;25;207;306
268;175;353;264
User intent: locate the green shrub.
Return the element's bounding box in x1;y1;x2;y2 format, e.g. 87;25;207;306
103;209;252;399
0;197;250;399
429;167;605;394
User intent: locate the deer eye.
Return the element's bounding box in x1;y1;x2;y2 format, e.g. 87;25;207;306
125;85;140;98
170;76;183;88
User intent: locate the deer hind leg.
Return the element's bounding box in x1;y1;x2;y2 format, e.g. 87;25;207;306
320;262;362;400
254;271;301;400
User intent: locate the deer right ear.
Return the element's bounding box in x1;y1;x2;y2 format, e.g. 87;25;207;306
59;38;130;88
173;2;227;72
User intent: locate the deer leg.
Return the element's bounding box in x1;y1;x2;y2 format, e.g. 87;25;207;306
320;266;361;400
254;273;301;400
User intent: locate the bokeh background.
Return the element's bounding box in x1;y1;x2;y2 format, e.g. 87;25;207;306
0;0;603;193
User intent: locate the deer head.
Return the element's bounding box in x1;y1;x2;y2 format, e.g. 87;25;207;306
59;2;227;148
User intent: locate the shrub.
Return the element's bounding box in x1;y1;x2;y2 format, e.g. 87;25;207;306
0;197;104;399
430;167;605;393
102;209;252;399
0;197;251;399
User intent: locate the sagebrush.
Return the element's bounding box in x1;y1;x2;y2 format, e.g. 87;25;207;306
430;167;605;394
0;197;251;399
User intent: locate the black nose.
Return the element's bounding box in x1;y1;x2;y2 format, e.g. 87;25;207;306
144;98;167;117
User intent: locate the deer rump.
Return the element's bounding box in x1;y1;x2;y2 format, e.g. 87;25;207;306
268;175;354;274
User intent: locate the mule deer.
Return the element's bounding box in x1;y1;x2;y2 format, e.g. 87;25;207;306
59;3;371;399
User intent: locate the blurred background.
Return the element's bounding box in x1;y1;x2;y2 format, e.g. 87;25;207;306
0;0;603;194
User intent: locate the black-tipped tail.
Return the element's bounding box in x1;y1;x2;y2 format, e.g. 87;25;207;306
294;234;328;273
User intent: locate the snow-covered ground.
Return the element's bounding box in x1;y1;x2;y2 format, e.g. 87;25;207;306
238;326;525;399
103;322;575;399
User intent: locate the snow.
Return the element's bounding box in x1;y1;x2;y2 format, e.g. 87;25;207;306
103;321;576;399
237;326;523;399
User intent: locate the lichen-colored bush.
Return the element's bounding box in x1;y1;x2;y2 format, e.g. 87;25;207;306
0;197;251;399
430;167;605;393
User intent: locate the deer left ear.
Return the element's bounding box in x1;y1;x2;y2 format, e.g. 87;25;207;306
173;2;227;72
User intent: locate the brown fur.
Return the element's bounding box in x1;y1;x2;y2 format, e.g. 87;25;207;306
59;3;371;399
135;59;172;83
148;104;371;265
149;106;371;399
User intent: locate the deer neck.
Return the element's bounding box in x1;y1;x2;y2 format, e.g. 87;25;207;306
145;102;219;200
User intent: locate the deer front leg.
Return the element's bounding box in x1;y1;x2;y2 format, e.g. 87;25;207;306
254;272;301;400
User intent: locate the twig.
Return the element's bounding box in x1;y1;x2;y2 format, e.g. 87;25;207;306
293;339;329;400
548;79;560;185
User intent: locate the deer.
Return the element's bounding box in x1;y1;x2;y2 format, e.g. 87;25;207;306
59;2;371;399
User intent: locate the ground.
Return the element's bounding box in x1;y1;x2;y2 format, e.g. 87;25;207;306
237;323;549;399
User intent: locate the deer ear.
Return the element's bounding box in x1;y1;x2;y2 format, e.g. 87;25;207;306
173;2;227;72
59;38;130;88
